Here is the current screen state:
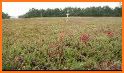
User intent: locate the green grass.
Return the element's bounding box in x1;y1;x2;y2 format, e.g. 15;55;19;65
2;17;122;70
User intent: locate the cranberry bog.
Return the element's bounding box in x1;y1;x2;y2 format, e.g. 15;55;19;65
2;17;122;70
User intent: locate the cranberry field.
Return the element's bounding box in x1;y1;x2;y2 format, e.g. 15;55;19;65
2;17;122;70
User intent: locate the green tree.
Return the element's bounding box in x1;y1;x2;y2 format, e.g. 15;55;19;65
2;12;10;19
113;7;122;16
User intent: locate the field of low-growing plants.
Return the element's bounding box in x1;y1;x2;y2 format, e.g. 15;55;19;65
2;17;122;70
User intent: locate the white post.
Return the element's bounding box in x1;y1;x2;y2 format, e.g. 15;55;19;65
67;14;69;18
66;13;69;22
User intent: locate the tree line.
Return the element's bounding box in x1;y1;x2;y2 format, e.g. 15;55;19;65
2;12;10;19
2;6;122;19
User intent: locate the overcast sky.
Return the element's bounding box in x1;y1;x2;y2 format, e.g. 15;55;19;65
2;2;120;17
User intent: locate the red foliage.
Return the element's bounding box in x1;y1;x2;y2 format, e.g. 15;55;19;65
80;33;90;43
105;31;114;37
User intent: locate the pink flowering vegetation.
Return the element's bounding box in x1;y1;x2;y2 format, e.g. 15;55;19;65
104;30;114;38
93;28;116;44
79;33;93;48
80;33;90;43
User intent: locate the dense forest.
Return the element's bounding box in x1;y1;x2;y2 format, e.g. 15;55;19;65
2;6;122;19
